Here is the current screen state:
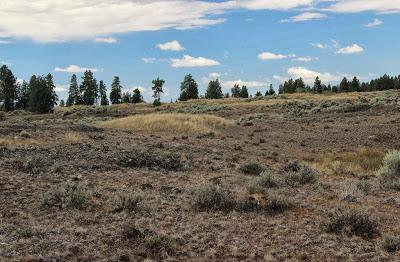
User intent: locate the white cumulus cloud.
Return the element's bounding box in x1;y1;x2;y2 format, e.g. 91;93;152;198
141;58;157;64
54;65;101;73
221;79;268;89
335;44;364;54
287;67;342;83
157;40;185;51
171;55;220;68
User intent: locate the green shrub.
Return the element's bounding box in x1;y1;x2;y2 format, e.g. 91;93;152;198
247;170;281;193
265;195;293;214
43;183;89;210
323;209;379;239
284;167;318;187
376;150;400;179
192;184;235;211
19;130;31;138
114;191;143;213
382;235;400;253
144;233;175;255
239;161;265;175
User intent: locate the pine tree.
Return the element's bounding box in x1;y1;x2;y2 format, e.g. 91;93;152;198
179;74;198;101
313;77;322;94
266;84;275;96
152;77;165;106
98;80;109;106
66;74;79;106
110;76;122;104
16;81;29;110
231;84;241;98
28;74;58;113
205;79;223;99
122;92;131;103
339;77;350;92
294;78;306;92
80;70;97;105
131;88;143;104
350;76;361;92
0;65;17;111
59;100;65;107
240;86;249;98
255;91;263;97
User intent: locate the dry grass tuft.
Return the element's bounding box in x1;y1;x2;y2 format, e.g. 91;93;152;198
96;113;233;134
0;137;42;147
311;147;385;176
63;132;85;144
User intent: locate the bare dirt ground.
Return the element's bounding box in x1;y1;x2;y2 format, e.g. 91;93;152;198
1;91;400;261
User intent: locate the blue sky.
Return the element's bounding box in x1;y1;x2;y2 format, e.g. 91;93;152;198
0;0;399;101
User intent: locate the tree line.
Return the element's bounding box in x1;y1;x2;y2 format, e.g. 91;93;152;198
279;74;400;94
1;64;399;113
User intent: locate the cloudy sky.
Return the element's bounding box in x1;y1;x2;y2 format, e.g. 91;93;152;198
0;0;399;101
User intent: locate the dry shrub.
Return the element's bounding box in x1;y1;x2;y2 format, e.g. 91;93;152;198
312;147;385;176
96;113;233;134
114;191;144;213
0;111;5;121
382;235;400;253
323;209;379;239
63;132;85;144
192;184;235;211
238;161;265;175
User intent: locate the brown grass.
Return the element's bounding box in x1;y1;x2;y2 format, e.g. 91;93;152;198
0;137;42;147
311;147;386;176
96;113;233;134
63;132;86;144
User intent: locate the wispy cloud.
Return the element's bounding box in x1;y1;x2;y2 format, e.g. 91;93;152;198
54;65;101;73
94;37;117;44
365;18;383;27
141;58;157;64
171;55;220;68
280;12;327;22
258;52;294;60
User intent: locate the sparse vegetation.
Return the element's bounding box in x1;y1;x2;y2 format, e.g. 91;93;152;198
43;183;89;210
323;209;379;239
114;191;144;213
96;113;232;134
238;161;265;175
192;184;235;211
382;235;400;253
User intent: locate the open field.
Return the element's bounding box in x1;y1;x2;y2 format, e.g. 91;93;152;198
1;90;400;261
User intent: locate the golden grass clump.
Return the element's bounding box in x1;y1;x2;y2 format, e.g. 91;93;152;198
311;147;385;176
0;137;42;147
96;113;233;134
63;132;85;144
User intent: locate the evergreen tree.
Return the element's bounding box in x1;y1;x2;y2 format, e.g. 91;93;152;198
28;74;58;113
339;77;350;92
0;65;17;111
350;76;361;92
110;76;122;104
294;78;306;92
224;92;230;98
267;84;275;95
131;88;143;104
240;86;249;98
122;92;131;103
59;99;65;107
255;91;263;97
205;79;223;99
152;77;165;106
66;74;79;106
332;85;338;93
98;80;109;106
16;81;29;110
80;70;97;105
313;76;322;94
231;84;241;98
179;74;198;101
